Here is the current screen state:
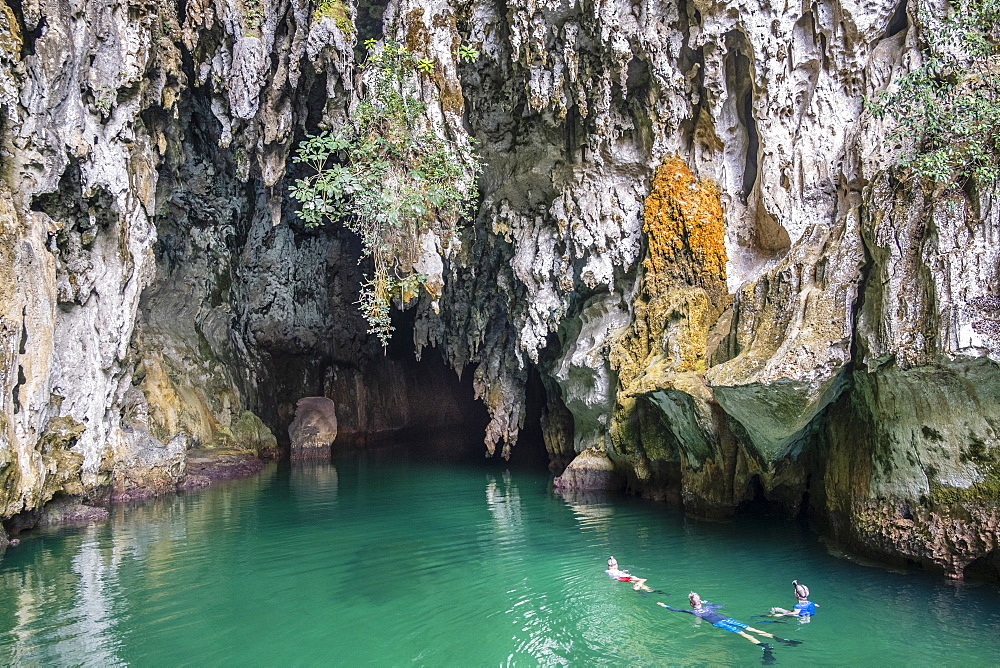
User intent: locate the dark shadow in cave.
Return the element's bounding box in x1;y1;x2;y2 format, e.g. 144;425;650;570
964;550;1000;584
353;0;389;60
302;309;553;472
881;0;909;39
734;474;769;517
510;364;556;471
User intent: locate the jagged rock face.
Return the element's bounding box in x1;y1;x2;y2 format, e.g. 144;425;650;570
403;0;999;576
0;0;997;580
0;0;165;514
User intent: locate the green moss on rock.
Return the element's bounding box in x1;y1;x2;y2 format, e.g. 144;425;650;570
205;411;276;454
38;416;86;453
313;0;354;34
930;471;1000;506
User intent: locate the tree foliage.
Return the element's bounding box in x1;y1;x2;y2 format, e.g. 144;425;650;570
290;41;481;347
867;0;1000;188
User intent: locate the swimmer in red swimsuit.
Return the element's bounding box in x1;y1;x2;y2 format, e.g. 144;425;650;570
605;556;653;592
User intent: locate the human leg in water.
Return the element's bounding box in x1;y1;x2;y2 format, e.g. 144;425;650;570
631;577;652;592
750;615;786;624
727;623;774;643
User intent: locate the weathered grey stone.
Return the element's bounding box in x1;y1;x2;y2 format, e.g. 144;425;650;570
288;397;338;459
230;37;267;121
553;448;622;491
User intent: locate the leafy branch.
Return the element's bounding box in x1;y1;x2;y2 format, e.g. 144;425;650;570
866;0;1000;188
289;40;482;347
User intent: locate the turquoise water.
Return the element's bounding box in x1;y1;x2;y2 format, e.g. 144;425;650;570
1;453;998;666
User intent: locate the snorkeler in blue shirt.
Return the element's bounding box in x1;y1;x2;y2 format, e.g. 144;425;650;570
659;592;802;665
770;580;818;617
657;593;777;645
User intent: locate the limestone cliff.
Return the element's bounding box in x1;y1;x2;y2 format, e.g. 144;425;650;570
0;0;997;579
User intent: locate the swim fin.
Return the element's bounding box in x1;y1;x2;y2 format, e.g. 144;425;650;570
760;643;776;666
773;636;802;646
750;616;785;623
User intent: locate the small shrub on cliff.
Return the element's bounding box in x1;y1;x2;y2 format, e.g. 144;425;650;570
289;41;481;346
867;0;1000;188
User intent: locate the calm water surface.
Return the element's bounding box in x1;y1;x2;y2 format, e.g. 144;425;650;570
1;452;998;666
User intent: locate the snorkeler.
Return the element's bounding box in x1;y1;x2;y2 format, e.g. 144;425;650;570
770;580;818;617
605;556;654;592
657;593;778;645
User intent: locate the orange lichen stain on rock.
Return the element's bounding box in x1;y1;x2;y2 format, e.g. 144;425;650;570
642;155;727;284
0;2;21;55
611;155;730;389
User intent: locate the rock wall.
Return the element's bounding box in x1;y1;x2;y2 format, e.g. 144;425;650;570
0;0;997;578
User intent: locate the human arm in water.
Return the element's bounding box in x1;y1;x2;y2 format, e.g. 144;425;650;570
770;601;817;616
656;601;723;616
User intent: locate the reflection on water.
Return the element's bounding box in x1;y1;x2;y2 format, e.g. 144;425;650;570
0;459;998;667
3;527;124;667
553;487;617;533
486;470;522;534
0;465;278;665
290;460;338;506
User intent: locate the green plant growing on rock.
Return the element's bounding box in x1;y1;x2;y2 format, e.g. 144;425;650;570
243;0;264;36
312;0;354;35
867;0;1000;188
457;44;479;63
289;40;481;347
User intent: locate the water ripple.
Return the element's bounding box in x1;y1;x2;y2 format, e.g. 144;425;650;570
0;460;998;666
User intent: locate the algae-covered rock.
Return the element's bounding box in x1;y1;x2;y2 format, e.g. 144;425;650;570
823;359;1000;577
231;411;279;454
37;417;87;501
206;411;278;455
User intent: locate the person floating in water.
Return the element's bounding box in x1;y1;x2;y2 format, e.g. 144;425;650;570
605;556;654;592
657;593;778;646
770;580;818;618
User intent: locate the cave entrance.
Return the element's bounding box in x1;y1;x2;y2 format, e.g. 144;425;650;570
263;305;555;470
964;550;1000;584
315;314;494;466
505;363;557;471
